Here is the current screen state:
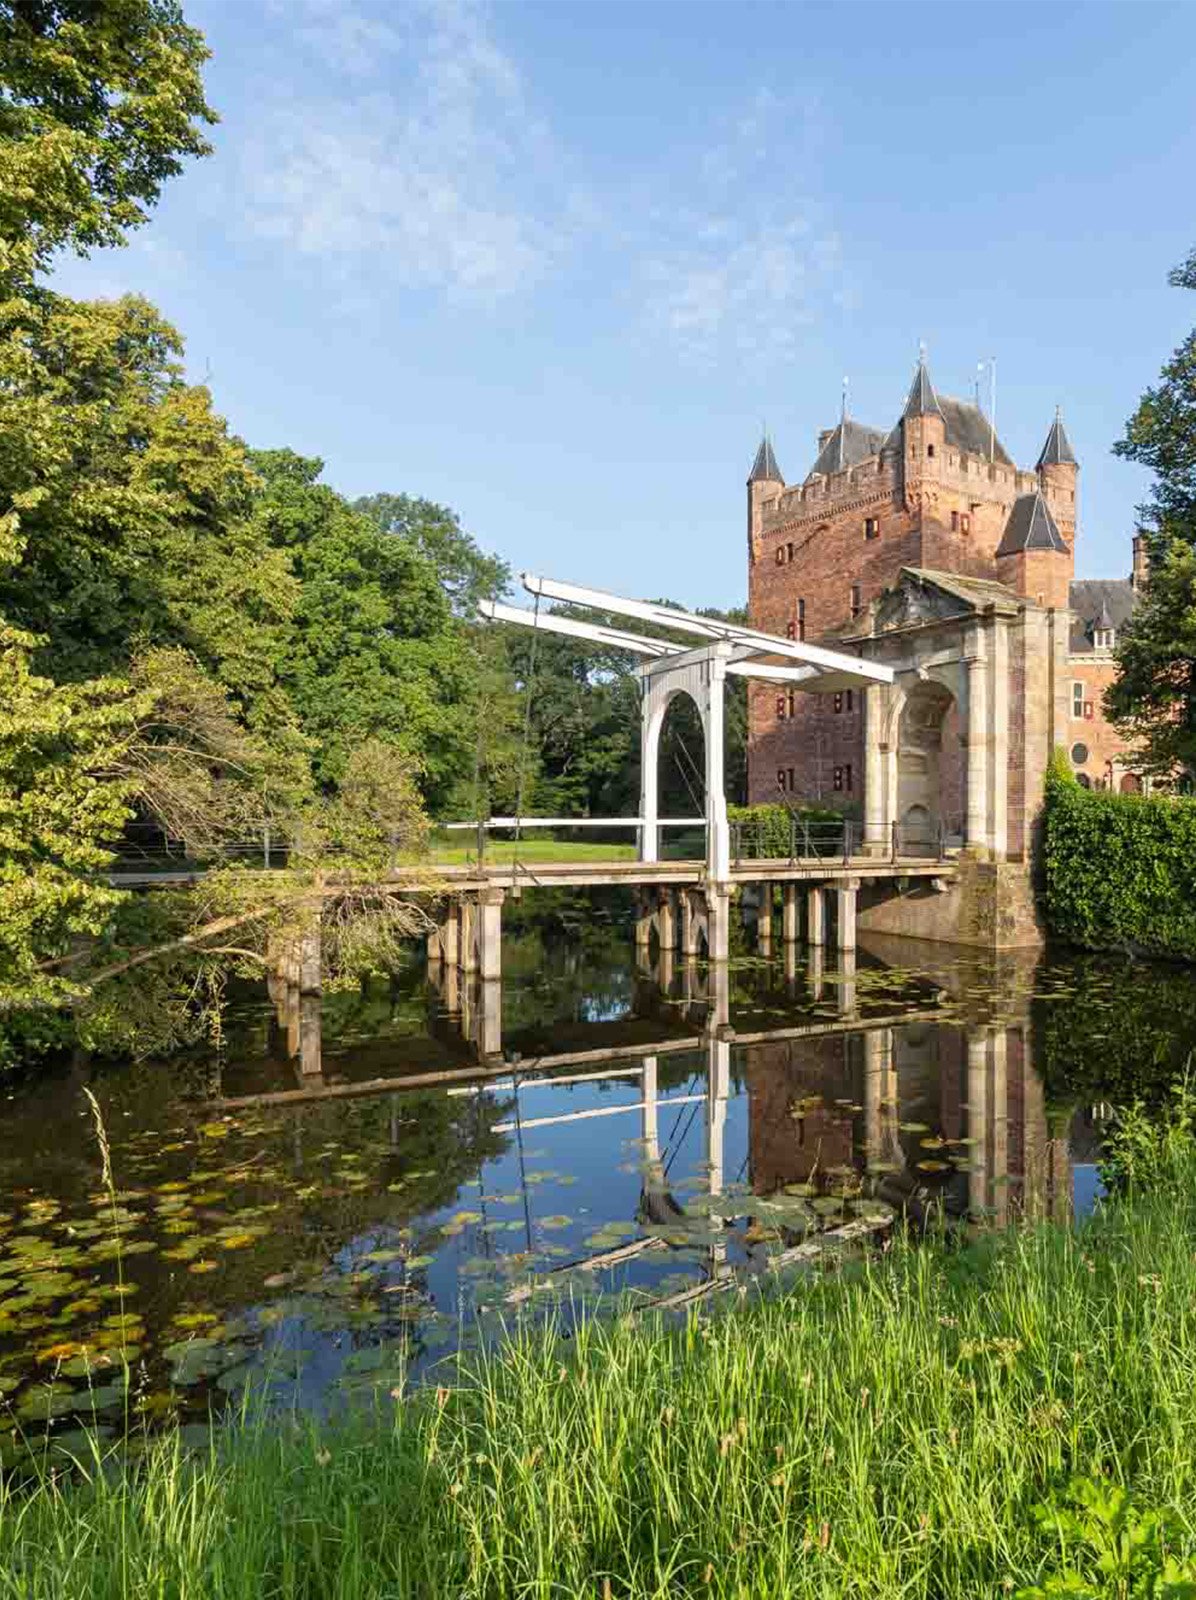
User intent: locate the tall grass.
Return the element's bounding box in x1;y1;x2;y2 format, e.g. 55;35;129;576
5;1100;1196;1597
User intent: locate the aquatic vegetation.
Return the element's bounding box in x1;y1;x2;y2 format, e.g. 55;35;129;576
6;1126;1196;1596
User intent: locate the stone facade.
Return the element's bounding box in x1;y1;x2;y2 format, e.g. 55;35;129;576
746;361;1143;818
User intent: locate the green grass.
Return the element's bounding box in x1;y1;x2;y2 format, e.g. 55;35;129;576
425;836;639;864
6;1113;1196;1597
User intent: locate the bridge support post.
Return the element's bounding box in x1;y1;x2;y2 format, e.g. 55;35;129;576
863;1026;897;1170
635;890;652;956
806;885;825;947
657;888;677;952
757;882;772;954
297;921;322;1077
478;888;504;982
460;897;478;975
680;889;703;957
806;944;825;1001
782;883;799;943
862;685;890;857
835;880;858;954
440;900;460;969
706;885;731;963
836;948;858;1017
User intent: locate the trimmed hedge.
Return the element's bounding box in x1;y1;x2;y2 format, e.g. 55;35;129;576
1043;751;1196;959
727;801;844;859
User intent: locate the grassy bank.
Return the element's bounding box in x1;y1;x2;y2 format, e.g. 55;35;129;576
425;835;638;864
5;1111;1196;1597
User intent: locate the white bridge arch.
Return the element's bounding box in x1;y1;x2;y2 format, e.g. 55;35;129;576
480;572;896;883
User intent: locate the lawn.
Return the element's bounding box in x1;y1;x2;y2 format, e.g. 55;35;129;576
424;835;639;865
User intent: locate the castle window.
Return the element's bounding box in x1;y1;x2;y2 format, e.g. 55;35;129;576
1094;627;1116;650
951;510;959;532
833;692;843;714
1071;742;1089;766
846;689;854;713
775;545;785;565
864;516;879;540
785;621;796;639
1072;682;1084;718
845;763;853;792
927;444;936;459
960;513;971;535
776;694;787;719
1076;773;1092;790
776;691;796;720
850;584;862;619
833;766;843;792
798;599;806;641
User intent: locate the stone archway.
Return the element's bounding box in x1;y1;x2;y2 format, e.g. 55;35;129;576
895;679;964;851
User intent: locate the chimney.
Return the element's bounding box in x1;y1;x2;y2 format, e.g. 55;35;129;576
817;428;835;452
1132;530;1149;592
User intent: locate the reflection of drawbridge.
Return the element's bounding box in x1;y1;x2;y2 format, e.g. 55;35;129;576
230;946;1074;1308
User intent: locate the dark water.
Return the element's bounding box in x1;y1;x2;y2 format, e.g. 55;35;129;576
3;891;1196;1464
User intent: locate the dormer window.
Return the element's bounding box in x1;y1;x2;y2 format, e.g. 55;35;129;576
1094;627;1115;651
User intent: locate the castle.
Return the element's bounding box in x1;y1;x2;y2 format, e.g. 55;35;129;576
745;354;1145;849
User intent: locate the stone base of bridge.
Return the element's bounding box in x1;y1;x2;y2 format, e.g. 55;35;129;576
857;859;1043;950
266;922;323;1078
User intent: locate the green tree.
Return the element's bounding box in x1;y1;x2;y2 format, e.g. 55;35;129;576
1109;247;1196;777
0;0;215;282
353;492;509;616
250;452;472;807
0;292;300;736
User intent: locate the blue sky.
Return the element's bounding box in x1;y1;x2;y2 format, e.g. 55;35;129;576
53;0;1196;608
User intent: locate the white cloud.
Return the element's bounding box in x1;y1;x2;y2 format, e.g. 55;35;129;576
639;92;844;364
242;0;570;301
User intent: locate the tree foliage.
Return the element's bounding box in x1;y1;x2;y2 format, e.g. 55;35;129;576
353;491;509;617
1109;246;1196;776
0;0;215;282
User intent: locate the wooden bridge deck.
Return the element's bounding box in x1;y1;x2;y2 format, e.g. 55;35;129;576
109;854;957;892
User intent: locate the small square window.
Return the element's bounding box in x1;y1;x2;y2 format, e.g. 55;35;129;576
846;689;854;713
833;692;843;714
927;444;936;459
951;510;959;532
833;766;843;792
850;584;862;619
1072;682;1084;718
776;694;787;719
864;515;880;540
798;599;806;642
785;620;796;639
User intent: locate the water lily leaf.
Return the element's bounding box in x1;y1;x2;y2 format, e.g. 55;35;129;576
539;1216;572;1231
219;1233;257;1251
199;1124;231;1139
916;1160;951;1173
188;1260;219;1275
898;1122;930;1134
405;1255;435;1270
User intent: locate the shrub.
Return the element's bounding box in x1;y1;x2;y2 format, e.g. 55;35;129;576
727;802;844;859
1042;755;1196;959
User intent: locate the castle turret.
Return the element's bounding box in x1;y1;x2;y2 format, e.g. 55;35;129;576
747;433;783;565
1036;407;1078;546
898;352;947;503
995;489;1072;608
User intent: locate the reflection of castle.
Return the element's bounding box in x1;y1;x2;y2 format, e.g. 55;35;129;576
747;357;1147;825
745;1019;1072;1223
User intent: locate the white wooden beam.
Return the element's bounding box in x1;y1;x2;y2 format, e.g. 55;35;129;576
479;599;671;656
520;573;894;685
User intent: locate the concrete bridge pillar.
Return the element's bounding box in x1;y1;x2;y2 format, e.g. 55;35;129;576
459;896;478;974
757;882;772;954
478;888;505;982
656;888;678;952
782;883;799;943
706;885;731;963
862;685;890;856
835;880;858;953
297;921;322;1078
806;885;825;947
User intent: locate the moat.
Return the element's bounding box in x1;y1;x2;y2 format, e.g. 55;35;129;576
3;890;1195;1466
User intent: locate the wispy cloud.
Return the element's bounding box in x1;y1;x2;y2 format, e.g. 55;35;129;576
638;91;845;364
242;0;572;301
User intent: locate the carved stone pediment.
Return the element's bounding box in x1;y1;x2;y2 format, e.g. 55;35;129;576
874;578;970;634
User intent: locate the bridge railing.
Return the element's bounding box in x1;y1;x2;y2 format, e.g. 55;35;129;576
730;816;859;865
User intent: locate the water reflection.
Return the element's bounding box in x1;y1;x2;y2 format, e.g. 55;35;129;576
0;916;1188;1459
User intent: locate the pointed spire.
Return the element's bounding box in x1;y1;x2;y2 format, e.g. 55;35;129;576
748;433;783;484
1037;406;1077;469
901;347;944;421
1095;595;1116;631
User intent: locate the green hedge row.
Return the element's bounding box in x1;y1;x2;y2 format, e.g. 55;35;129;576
1043;751;1196;959
727;801;845;859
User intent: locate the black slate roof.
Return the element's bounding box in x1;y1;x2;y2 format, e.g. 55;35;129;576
1069;579;1136;653
807;418;888;479
748;436;783;483
995;491;1069;557
1037;411;1077;468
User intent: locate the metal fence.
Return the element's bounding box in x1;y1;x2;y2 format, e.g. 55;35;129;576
730;814;954;865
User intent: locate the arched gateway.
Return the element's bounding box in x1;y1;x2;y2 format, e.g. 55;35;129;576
851;567;1063;863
